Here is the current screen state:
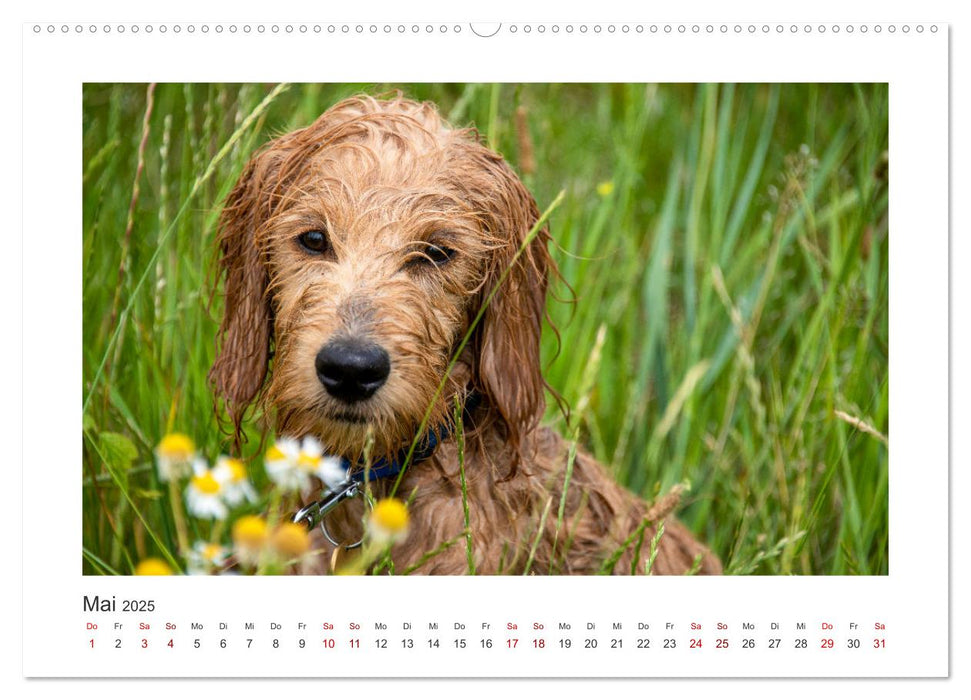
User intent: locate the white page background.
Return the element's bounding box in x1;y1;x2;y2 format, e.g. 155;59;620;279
7;0;968;697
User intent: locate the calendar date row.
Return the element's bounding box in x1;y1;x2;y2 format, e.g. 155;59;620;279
88;635;887;651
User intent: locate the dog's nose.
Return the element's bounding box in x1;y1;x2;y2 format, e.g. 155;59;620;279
315;339;391;403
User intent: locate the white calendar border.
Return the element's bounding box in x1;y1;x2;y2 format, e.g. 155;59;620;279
17;1;951;684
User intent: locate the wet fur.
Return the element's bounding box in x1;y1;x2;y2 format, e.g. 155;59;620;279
210;95;721;575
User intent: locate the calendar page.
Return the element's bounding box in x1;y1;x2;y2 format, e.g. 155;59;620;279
19;3;952;687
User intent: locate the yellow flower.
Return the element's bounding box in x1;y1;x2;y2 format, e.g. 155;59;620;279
271;522;312;559
233;515;268;546
134;558;173;575
596;181;615;197
154;432;196;481
368;498;410;543
232;515;268;566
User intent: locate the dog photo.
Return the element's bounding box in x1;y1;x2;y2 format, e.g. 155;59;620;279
82;83;889;576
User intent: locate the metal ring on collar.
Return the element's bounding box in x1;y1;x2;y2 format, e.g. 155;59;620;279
320;516;365;550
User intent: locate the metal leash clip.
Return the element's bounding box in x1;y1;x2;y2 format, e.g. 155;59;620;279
291;477;365;549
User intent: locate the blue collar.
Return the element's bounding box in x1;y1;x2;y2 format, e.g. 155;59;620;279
338;390;480;483
339;422;450;483
291;392;479;533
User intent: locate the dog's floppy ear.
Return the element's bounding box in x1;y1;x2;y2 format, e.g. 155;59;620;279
465;144;553;461
209;152;276;436
208;100;387;438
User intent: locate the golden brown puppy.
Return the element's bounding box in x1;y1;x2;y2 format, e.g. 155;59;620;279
210;95;720;575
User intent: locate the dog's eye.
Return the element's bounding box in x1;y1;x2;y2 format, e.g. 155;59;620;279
422;244;456;267
297;230;330;255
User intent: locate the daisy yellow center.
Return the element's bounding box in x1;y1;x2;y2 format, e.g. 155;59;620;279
134;558;173;575
297;452;320;471
158;433;195;460
202;543;223;561
271;523;311;558
232;515;268;547
224;457;246;482
266;444;286;462
371;498;409;534
191;472;221;495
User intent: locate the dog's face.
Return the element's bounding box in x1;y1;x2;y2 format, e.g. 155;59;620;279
211;96;553;460
261;111;499;456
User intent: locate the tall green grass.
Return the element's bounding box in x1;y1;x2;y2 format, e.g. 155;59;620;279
82;83;888;575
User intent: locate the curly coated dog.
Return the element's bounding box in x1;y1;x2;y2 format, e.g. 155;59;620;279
210;94;721;575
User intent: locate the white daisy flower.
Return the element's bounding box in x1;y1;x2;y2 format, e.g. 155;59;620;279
294;436;350;490
154;433;196;482
317;455;348;491
266;436;342;493
265;437;309;492
186;541;229;575
212;456;257;506
185;459;228;521
295;436;324;474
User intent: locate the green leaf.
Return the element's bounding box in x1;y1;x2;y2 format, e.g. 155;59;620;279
98;432;139;476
